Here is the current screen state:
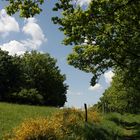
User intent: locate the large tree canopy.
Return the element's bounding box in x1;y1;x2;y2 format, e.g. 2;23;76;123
4;0;140;87
20;51;68;106
52;0;140;86
0;50;68;107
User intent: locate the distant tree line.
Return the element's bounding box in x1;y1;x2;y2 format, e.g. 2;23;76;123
0;49;68;107
95;69;140;114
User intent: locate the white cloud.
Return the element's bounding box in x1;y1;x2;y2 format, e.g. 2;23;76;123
76;0;91;6
0;16;47;55
0;9;19;36
0;40;27;56
104;70;115;84
22;18;46;49
88;83;102;91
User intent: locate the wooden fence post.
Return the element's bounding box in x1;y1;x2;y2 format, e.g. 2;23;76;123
84;103;87;122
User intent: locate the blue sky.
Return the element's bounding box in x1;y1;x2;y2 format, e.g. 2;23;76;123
0;0;114;108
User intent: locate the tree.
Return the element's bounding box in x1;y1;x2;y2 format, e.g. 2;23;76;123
20;51;68;107
5;0;45;17
0;50;68;107
97;70;140;114
52;0;140;87
4;0;72;18
5;0;139;87
0;49;21;101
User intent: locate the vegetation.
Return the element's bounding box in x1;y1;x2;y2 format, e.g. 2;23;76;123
5;0;140;88
101;113;140;139
2;0;140;139
3;106;140;140
5;0;45;18
3;108;101;140
0;102;58;140
52;0;140;88
0;50;68;107
0;50;21;101
96;70;140;114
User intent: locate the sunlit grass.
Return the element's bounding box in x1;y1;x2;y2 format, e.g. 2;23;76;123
0;102;58;139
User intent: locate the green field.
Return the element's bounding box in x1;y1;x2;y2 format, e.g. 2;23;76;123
0;102;58;139
1;102;140;140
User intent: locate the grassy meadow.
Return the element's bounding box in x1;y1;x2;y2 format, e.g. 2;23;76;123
0;102;58;139
0;102;140;140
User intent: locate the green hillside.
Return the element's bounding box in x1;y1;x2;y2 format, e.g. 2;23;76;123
0;102;58;139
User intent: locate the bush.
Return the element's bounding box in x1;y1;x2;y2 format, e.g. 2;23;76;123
11;89;44;105
88;109;102;123
4;108;102;140
4;117;62;140
8;108;137;140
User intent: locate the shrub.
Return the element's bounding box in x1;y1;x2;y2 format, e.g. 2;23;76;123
4;117;62;140
11;89;44;105
88;109;102;123
4;108;102;140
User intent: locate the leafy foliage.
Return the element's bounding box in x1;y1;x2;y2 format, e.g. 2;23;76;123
11;88;43;105
96;70;140;114
0;50;68;107
5;0;45;17
52;0;140;86
4;0;140;88
20;51;68;107
0;49;21;101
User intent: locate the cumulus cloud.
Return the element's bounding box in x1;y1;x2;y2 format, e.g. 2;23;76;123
0;40;26;56
0;9;19;36
104;70;115;84
88;83;102;91
0;16;46;55
23;18;46;49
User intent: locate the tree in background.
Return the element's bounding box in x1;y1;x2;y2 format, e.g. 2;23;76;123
97;70;140;114
0;49;21;101
0;50;68;107
20;51;68;107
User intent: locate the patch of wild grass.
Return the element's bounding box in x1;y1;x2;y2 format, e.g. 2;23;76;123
4;108;102;140
0;102;58;139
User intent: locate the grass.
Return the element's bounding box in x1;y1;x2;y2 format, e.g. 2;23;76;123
102;113;140;139
1;102;140;140
0;102;58;139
